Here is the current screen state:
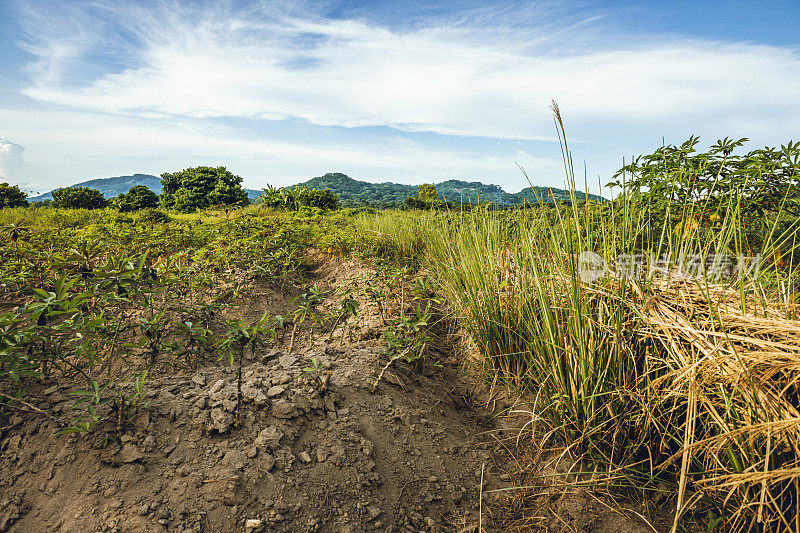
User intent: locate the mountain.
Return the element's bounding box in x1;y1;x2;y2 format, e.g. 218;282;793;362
29;171;602;206
30;174;262;202
296;173;603;206
30;174;163;202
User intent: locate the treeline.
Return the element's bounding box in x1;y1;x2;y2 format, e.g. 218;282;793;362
3;167;256;214
297;172;601;207
4;166;589;214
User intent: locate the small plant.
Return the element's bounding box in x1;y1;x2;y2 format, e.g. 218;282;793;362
218;312;275;425
327;289;360;344
60;379;111;438
382;300;431;363
135;311;167;363
289;283;328;351
60;370;151;447
170;320;212;369
300;357;330;396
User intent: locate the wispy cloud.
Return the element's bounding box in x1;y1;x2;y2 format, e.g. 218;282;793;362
4;0;800;191
17;1;800;142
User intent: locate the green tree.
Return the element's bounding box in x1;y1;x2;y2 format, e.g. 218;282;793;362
296;187;340;210
404;183;445;210
116;185;159;212
418;183;438;202
51;187;108;209
0;182;29;208
160;166;249;213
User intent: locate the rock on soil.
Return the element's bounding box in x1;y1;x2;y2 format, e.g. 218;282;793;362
0;259;659;532
0;340;510;532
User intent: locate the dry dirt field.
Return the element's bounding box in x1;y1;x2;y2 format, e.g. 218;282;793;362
0;256;661;532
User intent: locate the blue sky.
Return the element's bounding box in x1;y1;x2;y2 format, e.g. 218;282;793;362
0;0;798;195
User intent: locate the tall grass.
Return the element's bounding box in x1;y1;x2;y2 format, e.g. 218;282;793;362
362;110;800;529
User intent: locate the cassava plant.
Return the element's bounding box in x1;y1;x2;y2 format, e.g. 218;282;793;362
218;312;275;425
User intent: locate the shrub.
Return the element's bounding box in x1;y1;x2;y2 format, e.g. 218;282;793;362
0;182;29;208
134;208;170;224
51;187;108;209
117;185;159;212
260;186;340;211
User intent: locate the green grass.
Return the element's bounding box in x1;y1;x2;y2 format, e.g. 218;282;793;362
355;117;800;530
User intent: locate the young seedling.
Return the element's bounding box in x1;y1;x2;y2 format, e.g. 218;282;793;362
289;283;327;352
327;289;360;344
172;320;212;369
301;357;330;395
218;312;275;426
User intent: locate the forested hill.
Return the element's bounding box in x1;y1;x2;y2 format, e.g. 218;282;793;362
30;174;163;202
29;174;262;202
297;173;603;206
29;171;602;205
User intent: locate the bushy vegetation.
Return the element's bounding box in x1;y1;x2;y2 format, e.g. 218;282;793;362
0;182;28;208
359;115;800;530
160;166;249;213
114;185;160;212
1;114;798;530
0;204;378;440
259;185;340;213
51;186;109;209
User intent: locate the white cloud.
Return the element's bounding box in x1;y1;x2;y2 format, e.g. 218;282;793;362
0;138;26;183
5;1;799;195
0;107;555;192
16;3;800;143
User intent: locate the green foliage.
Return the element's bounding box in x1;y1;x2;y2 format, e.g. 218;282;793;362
116;185;159;212
260;185;340;211
610;137;800;249
51;187;109;209
326;288;360;344
218;312;275;424
0;182;29;208
296;187;340;210
132;208;170;224
382;300;431;362
160;166;249;213
0;207;376;430
294;172;601;207
417;183;437;201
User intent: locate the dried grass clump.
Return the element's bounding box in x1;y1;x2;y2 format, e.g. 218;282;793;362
639;277;800;531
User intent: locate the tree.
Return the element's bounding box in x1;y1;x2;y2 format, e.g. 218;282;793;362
160;166;249;213
0;182;29;208
418;183;438;202
296;187;340;210
404;183;446;210
116;185;159;212
404;197;427;209
51;187;108;209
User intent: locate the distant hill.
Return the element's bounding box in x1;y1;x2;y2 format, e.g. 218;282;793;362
30;174;162;202
30;174;262;202
29;171;601;206
296;173;603;206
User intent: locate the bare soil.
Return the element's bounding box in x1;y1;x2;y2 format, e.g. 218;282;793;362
0;257;662;532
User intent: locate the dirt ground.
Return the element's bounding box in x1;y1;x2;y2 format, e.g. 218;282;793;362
0;257;663;532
